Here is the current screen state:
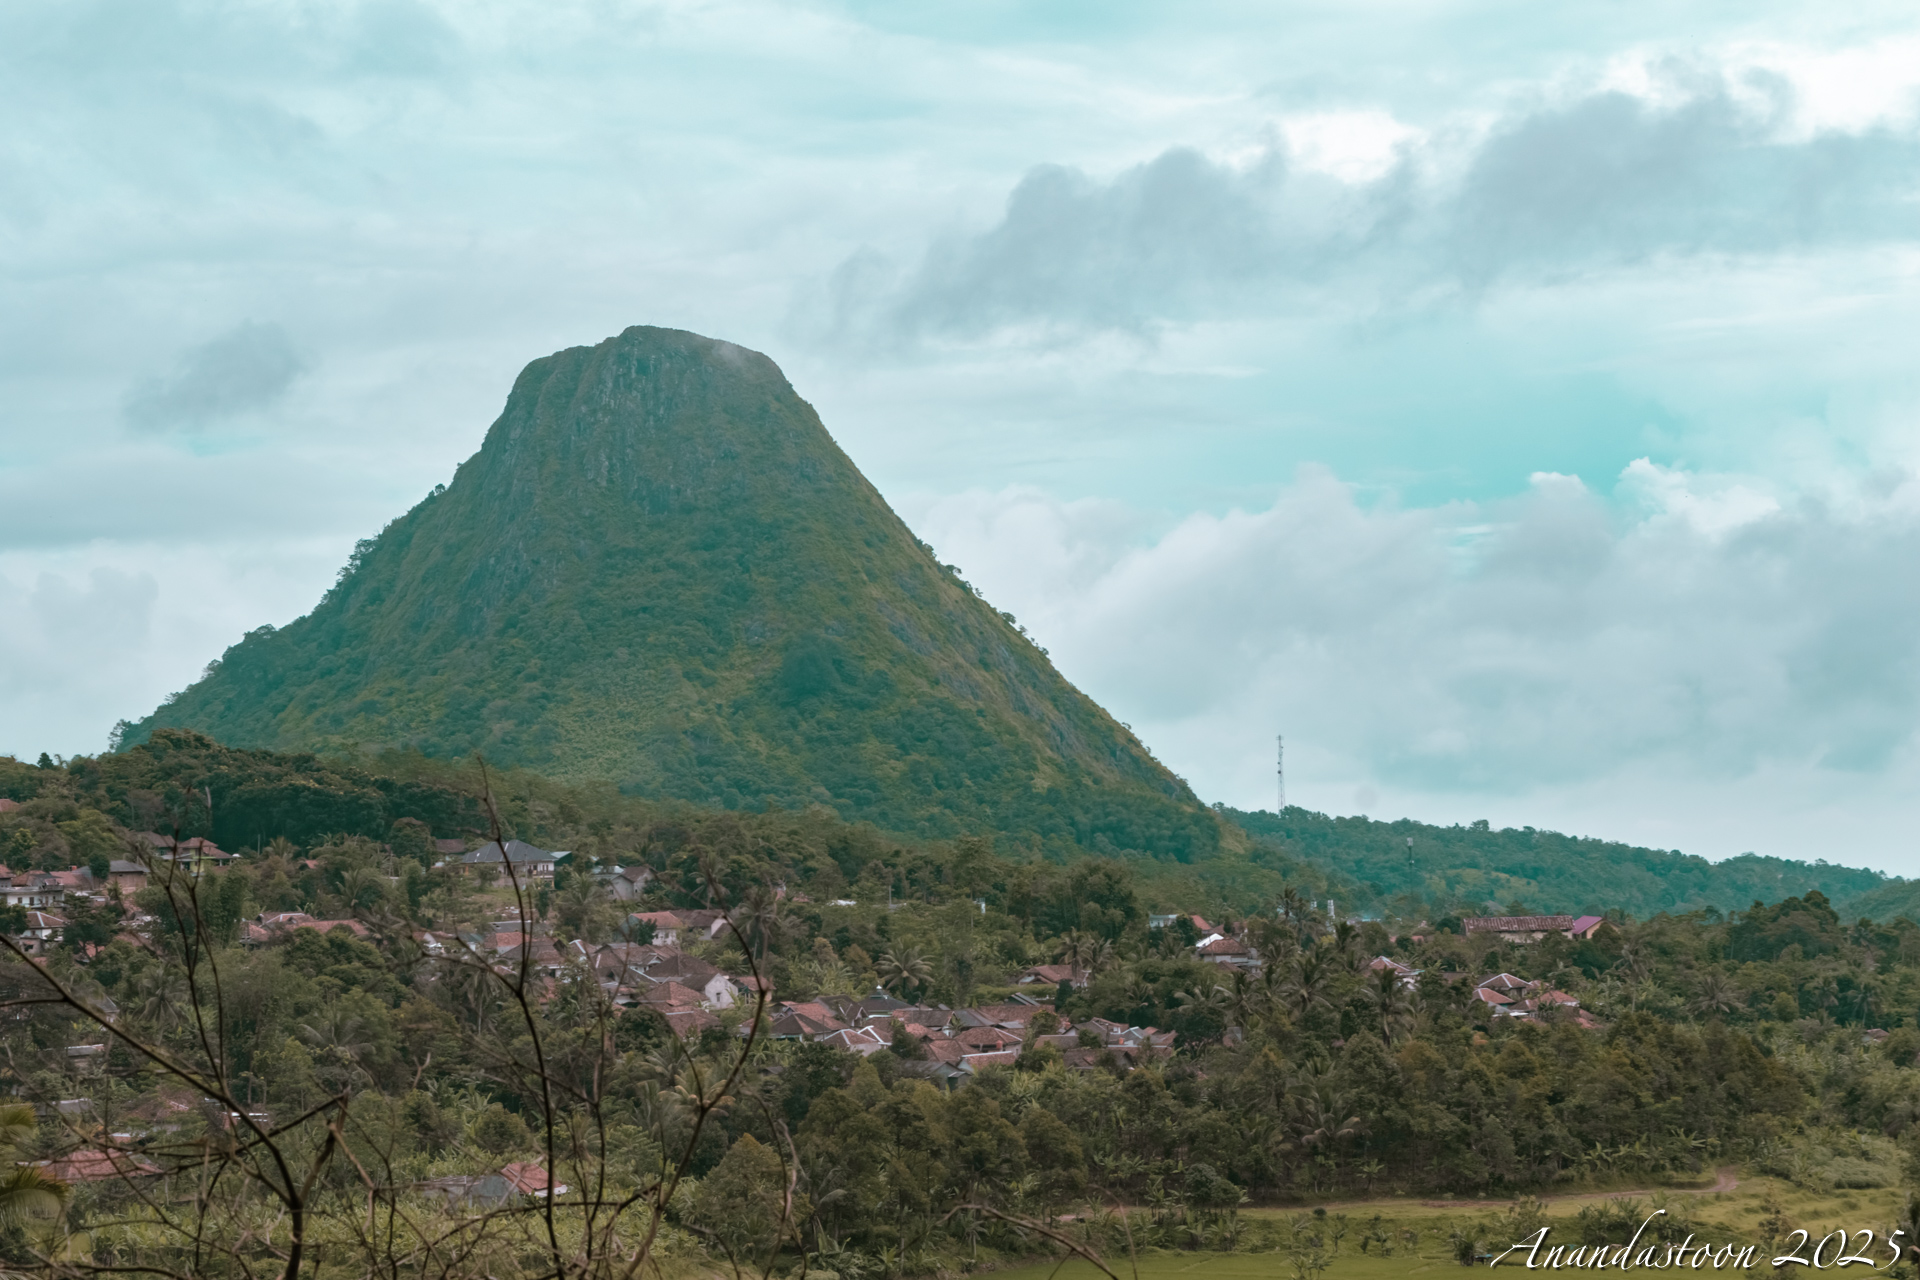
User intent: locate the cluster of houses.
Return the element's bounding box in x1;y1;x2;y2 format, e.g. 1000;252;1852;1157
1368;955;1599;1028
761;989;1175;1084
1459;914;1608;944
0;856;150;956
399;907;1178;1079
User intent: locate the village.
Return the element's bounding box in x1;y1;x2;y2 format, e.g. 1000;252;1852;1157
0;814;1618;1098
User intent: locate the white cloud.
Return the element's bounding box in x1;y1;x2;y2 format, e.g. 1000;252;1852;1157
7;0;1920;872
906;462;1920;869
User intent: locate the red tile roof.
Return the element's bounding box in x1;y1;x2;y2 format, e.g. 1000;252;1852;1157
42;1148;162;1182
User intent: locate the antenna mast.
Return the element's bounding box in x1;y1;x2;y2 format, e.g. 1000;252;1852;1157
1276;734;1286;812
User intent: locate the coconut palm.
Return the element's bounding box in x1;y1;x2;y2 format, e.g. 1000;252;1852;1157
1056;930;1099;983
336;865;389;915
555;873;615;943
130;964;188;1036
1284;947;1335;1022
1690;971;1742;1020
300;1006;372;1087
876;947;933;1000
0;1104;65;1234
1293;1078;1363;1152
1368;966;1417;1044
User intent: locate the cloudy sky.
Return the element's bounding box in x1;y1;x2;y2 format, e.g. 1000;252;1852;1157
6;0;1920;869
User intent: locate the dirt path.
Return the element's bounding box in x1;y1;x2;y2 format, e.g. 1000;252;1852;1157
1072;1169;1743;1223
1275;1167;1742;1214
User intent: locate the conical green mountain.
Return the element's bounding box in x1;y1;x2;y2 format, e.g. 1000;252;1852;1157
124;326;1216;861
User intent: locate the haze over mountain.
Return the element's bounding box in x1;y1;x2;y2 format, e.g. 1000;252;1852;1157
120;327;1215;862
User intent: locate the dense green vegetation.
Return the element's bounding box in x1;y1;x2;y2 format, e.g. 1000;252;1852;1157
117;326;1212;863
8;737;1920;1278
1225;805;1894;920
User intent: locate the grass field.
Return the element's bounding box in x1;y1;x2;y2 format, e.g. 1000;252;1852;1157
984;1177;1914;1280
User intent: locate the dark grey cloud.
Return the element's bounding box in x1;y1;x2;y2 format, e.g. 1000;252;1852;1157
1448;80;1920;283
824;75;1920;343
123;321;307;430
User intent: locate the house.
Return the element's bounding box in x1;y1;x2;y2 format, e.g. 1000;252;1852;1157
0;799;17;813
959;1049;1020;1074
242;912;369;946
632;980;706;1011
39;1148;162;1183
952;1004;1043;1031
1471;973;1585;1022
893;1059;967;1089
594;865;654;901
820;1026;891;1056
1016;963;1084;988
631;952;739;1008
12;910;65;954
1147;913;1181;930
418;1164;568;1208
1461;915;1607;944
135;833;237;875
460;840;566;882
1195;935;1258;968
626;911;684;947
768;1001;849;1040
0;873;65;911
105;860;148;893
674;908;734;942
66;1044;107;1074
432;838;470;858
1368;956;1421;987
500;1161;569;1198
659;1008;721;1040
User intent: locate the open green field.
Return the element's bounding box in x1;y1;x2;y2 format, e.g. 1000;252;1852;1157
985;1177;1914;1280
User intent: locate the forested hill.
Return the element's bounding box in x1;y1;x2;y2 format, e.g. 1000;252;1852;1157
1223;806;1895;919
118;326;1214;862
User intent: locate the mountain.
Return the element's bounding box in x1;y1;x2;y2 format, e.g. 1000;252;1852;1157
1223;805;1894;919
121;326;1215;861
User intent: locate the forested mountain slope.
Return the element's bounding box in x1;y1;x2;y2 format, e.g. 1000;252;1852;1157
119;327;1213;861
1224;805;1894;919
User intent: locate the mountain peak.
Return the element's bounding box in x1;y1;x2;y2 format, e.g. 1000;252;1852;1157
124;327;1216;861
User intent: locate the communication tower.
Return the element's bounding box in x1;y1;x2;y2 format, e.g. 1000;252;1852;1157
1276;735;1286;812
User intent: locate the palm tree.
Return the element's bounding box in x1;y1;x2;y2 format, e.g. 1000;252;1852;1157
876;947;933;1001
556;874;614;942
1841;977;1880;1027
1293;1078;1363;1153
1331;920;1361;969
0;1104;66;1232
1284;948;1335;1022
735;883;782;960
1175;983;1231;1025
1220;969;1269;1032
1277;887;1308;926
300;1007;372;1087
130;965;187;1036
1367;967;1417;1044
1689;971;1742;1020
1057;930;1097;983
336;865;389;916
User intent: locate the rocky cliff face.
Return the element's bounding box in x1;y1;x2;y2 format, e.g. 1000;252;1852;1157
126;327;1217;860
